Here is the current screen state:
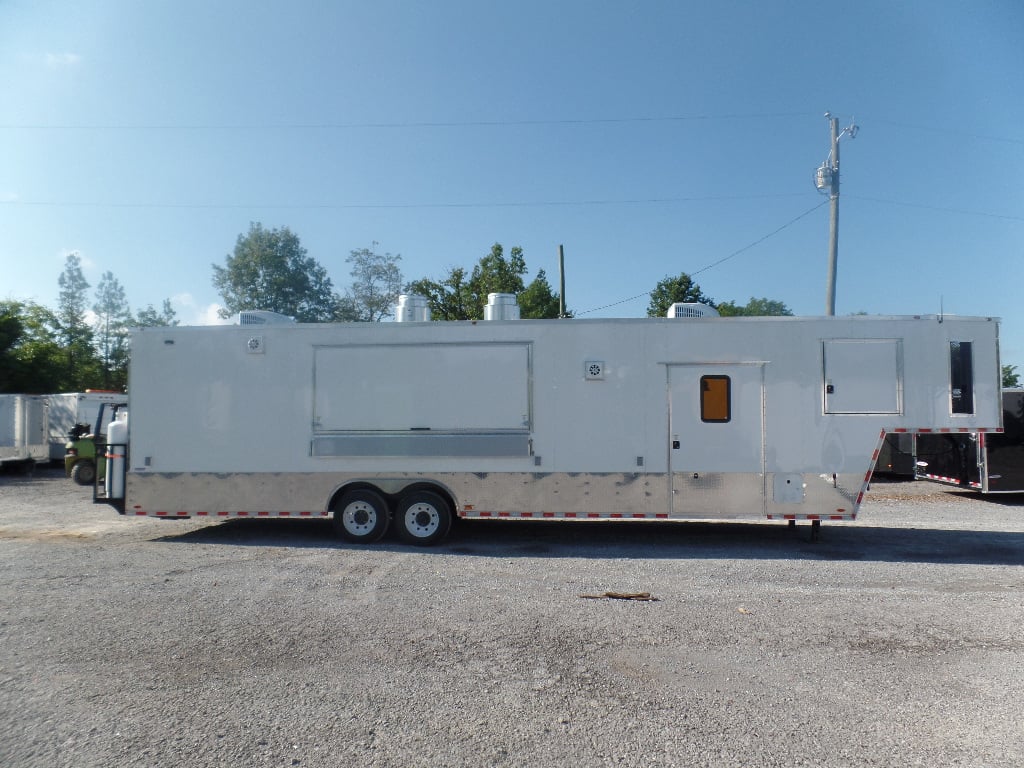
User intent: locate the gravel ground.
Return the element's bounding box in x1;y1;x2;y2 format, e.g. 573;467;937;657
1;467;1022;768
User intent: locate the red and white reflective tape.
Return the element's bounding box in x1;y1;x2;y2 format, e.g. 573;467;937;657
766;512;855;521
892;427;1002;434
460;510;671;520
460;508;858;521
133;509;328;518
919;473;982;490
855;429;888;508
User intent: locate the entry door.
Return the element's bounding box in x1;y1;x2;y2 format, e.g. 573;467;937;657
668;364;766;517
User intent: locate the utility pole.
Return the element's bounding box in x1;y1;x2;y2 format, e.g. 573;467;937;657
558;244;566;318
815;112;858;315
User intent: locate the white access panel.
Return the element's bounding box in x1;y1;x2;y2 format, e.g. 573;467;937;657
313;342;531;432
823;339;902;414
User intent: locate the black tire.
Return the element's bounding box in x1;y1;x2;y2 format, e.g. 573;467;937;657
71;460;96;486
331;489;390;544
394;490;452;546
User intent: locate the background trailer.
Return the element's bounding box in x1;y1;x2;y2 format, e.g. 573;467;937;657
0;394;49;469
916;388;1023;493
45;391;125;461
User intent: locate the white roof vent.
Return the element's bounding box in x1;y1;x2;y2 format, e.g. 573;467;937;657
484;293;520;321
394;294;432;322
234;310;296;325
667;302;719;318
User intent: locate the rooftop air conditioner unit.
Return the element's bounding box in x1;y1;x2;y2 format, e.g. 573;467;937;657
234;310;296;326
667;303;719;318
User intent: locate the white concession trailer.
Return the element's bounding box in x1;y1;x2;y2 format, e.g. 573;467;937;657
100;309;1003;544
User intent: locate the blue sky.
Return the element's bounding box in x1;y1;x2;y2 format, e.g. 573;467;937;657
2;1;1022;368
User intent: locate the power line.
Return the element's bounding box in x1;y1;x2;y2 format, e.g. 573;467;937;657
0;111;819;131
846;195;1024;222
872;119;1024;147
3;191;1016;221
688;200;828;277
576;200;829;316
5;115;1018;145
0;192;808;211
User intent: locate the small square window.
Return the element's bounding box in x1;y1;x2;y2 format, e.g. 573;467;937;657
701;375;731;423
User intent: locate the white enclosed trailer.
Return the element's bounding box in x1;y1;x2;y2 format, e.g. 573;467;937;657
45;391;125;460
0;394;49;468
101;311;1003;544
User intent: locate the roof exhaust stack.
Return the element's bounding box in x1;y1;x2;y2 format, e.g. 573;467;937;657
394;294;431;322
485;293;520;321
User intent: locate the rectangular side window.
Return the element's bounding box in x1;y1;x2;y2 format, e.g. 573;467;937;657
950;341;974;415
700;375;731;423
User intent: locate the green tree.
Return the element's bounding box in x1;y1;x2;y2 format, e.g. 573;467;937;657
406;266;472;321
465;243;527;318
93;271;133;390
0;301;26;391
518;269;569;319
646;273;714;317
341;243;403;322
1004;364;1020;388
56;252;99;389
407;244;567;320
715;297;794;317
212;222;337;322
0;300;66;393
136;299;179;327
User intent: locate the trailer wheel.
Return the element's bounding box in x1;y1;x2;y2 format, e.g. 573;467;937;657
395;490;452;546
332;489;390;544
71;460;96;486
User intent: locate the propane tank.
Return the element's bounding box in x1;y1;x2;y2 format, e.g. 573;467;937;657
105;412;128;501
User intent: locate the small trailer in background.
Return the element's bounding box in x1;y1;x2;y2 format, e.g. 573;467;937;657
915;388;1024;493
0;394;49;471
873;433;916;478
46;391;125;461
98;299;1004;544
